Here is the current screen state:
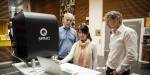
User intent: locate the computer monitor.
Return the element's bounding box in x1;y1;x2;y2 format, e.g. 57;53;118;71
12;12;58;62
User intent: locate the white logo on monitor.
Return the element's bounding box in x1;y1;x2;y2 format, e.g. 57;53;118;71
38;28;50;40
40;28;47;36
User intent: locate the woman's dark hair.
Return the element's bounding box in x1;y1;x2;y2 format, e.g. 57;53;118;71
78;25;92;41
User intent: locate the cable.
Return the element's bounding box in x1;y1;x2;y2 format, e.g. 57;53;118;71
6;47;24;62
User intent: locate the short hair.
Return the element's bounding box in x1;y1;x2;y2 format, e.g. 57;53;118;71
63;13;75;21
104;11;122;23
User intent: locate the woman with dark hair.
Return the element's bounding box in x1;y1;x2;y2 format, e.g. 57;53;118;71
60;25;97;70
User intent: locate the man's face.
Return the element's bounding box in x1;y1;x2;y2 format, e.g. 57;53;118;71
63;17;72;28
105;18;120;30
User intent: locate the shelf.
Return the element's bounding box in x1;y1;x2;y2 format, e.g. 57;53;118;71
147;44;150;46
143;34;150;36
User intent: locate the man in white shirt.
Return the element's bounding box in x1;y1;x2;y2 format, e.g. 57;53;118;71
104;11;138;75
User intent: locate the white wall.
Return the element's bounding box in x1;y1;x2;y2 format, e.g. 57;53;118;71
89;0;104;56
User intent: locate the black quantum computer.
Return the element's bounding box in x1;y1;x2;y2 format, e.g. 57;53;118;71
12;12;58;62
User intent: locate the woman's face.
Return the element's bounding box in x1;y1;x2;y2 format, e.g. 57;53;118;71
78;31;87;42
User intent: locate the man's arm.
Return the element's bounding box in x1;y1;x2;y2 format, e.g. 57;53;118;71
116;30;138;74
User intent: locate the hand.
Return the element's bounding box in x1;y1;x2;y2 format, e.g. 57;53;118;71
111;71;120;75
52;59;62;64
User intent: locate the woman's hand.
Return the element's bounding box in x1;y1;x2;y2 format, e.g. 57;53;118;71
51;55;62;64
54;59;62;64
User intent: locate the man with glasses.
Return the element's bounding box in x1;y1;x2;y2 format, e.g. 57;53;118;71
58;13;77;61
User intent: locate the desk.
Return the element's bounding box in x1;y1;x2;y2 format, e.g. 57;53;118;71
61;63;101;75
12;62;45;75
12;62;102;75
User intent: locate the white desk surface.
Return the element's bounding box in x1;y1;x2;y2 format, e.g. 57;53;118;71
12;62;102;75
12;62;45;75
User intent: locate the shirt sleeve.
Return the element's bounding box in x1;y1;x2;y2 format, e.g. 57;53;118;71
92;42;97;70
61;43;77;63
116;30;138;74
75;31;78;42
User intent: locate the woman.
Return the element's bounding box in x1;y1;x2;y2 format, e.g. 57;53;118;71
60;25;97;70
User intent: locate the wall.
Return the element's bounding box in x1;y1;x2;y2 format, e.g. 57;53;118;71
30;0;60;23
75;0;89;28
0;0;9;22
103;0;150;19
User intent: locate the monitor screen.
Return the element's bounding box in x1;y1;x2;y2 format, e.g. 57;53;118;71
12;12;58;61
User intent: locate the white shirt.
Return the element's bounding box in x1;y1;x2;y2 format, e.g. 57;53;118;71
61;41;97;70
106;24;138;74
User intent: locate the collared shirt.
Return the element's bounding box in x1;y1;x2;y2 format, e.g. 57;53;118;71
58;26;77;59
106;24;138;74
